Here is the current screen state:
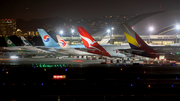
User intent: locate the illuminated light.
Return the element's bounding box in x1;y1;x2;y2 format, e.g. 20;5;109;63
171;85;174;87
176;25;180;29
41;83;43;85
6;71;8;74
149;26;154;31
71;29;74;33
34;66;36;68
107;29;110;33
142;64;144;66
137;77;139;79
148;85;151;88
10;56;19;58
124;64;126;66
75;60;83;62
2;69;4;71
23;84;25;85
3;83;5;85
60;30;63;34
176;77;178;79
144;71;146;73
44;69;46;71
53;75;66;79
120;68;123;71
177;52;179;54
65;69;67;71
117;64;119;66
131;84;133;87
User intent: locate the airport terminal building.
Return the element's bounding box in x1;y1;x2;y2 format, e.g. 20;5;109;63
62;10;180;45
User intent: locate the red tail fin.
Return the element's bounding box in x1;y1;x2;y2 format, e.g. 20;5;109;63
76;27;111;56
76;27;100;49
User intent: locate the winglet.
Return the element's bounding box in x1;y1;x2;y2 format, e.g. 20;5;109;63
99;34;110;44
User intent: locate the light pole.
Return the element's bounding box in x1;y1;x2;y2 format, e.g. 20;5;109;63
149;26;154;44
176;24;180;43
111;27;114;37
71;29;74;44
107;29;111;44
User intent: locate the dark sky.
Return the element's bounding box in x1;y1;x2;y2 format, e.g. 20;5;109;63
1;0;180;20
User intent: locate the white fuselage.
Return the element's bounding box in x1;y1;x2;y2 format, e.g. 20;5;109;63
102;45;131;57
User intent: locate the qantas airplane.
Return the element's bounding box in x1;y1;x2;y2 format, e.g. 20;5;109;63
56;35;98;56
121;23;180;61
76;27;130;57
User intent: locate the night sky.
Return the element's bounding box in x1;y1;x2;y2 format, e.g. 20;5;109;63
1;0;180;20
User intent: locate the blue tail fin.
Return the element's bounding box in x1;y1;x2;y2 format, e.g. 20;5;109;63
37;29;57;47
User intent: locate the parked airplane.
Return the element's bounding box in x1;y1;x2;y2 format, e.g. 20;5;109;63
3;36;53;54
3;36;30;52
56;35;97;56
121;23;180;61
37;29;114;50
76;27;130;57
20;36;52;53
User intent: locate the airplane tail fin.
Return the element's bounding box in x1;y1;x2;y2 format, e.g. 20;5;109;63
20;36;32;46
56;35;71;49
76;27;111;56
37;29;57;47
121;23;159;58
99;34;110;44
76;27;101;49
4;37;16;47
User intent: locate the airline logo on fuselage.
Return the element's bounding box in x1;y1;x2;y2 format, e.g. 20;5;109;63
43;35;50;42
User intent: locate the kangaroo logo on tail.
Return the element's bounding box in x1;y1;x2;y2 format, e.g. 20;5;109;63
79;35;101;51
76;27;111;56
